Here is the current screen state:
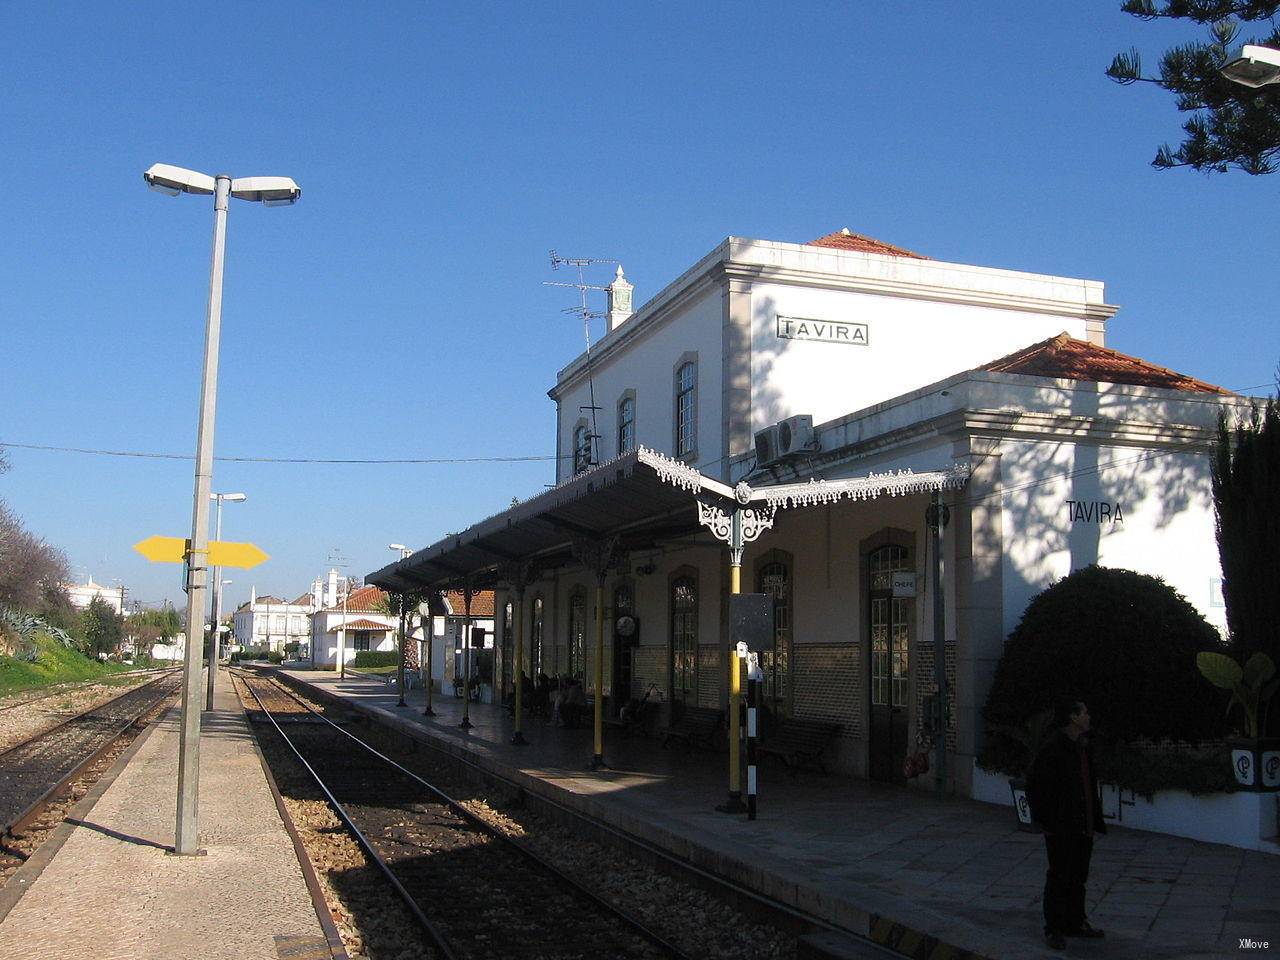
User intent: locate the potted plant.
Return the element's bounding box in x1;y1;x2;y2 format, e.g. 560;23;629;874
1196;651;1280;791
993;707;1055;830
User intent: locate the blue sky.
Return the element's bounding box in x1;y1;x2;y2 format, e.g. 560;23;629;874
2;2;1276;613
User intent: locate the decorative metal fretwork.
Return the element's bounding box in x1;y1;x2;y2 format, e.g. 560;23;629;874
570;535;620;584
637;446;706;492
756;463;970;511
697;499;776;565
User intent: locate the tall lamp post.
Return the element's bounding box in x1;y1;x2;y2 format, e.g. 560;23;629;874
389;544;412;706
145;163;299;857
207;491;246;709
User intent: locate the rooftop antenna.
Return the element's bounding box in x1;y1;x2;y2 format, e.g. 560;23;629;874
544;250;620;470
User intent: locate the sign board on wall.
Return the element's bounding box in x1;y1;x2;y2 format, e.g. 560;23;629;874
892;572;918;597
776;315;868;346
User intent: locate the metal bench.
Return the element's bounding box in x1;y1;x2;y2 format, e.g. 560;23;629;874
759;717;841;774
658;706;724;751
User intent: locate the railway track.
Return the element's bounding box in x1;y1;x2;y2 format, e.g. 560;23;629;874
0;667;175;714
0;673;181;836
241;672;692;960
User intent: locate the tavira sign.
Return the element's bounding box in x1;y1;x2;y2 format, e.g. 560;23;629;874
776;315;868;346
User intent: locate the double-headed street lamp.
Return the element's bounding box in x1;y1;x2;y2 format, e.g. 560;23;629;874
1221;44;1280;88
145;163;299;857
207;491;246;710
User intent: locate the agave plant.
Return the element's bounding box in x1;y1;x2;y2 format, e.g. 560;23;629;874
0;605;76;657
1197;651;1279;740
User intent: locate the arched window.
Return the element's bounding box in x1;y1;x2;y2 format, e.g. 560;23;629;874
531;595;545;676
757;558;792;709
617;395;636;455
670;574;697;704
568;588;586;678
869;545;911;707
675;361;696;457
573;423;592;474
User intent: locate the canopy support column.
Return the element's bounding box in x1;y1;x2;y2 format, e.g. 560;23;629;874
700;495;774;814
571;536;618;770
396;593;408;707
459;581;475;730
421;591;444;717
927;491;951;798
500;562;535;745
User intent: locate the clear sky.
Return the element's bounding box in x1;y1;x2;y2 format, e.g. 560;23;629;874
2;2;1276;614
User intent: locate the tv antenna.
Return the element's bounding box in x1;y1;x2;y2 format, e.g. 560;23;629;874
544;250;621;470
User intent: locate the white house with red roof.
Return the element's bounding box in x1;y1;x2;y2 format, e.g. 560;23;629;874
232;586;314;653
369;229;1269;847
310;584;398;668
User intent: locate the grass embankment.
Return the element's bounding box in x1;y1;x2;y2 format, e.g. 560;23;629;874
0;634;135;700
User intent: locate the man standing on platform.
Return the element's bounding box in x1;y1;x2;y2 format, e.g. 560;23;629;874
1027;697;1107;951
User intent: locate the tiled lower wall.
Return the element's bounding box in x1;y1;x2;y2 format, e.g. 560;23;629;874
913;641;958;752
697;645;722;707
790;643;862;740
631;645;667;703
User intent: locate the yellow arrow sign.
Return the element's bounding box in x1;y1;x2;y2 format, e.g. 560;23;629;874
133;536;269;570
133;535;188;563
208;540;269;569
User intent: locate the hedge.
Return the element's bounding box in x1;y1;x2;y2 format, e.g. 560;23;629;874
353;650;399;668
979;565;1227;793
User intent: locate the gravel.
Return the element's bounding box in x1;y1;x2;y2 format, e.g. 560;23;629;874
237;673;797;960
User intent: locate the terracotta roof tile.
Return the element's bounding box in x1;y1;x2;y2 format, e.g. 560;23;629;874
326;617;393;633
980;334;1231;394
290;591;313;606
442;589;495;618
807;227;928;259
322;585;389;614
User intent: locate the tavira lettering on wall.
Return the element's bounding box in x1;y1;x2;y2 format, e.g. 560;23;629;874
1065;500;1124;523
776;315;868;346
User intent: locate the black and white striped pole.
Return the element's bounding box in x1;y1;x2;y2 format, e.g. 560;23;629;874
746;648;763;821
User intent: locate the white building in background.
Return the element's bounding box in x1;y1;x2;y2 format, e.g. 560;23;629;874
310;583;398;667
232;586;313;653
64;577;127;614
371;228;1256;800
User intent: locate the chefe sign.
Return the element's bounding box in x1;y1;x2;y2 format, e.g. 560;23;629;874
776;315;868;346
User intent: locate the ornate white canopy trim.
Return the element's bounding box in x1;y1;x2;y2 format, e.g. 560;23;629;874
636;446;735;497
749;463;970;511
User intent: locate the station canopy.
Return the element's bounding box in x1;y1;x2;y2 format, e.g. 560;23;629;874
367;446;968;594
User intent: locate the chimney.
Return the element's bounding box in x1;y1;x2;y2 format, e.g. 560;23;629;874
606;264;633;332
327;569;339;607
250;585;257;606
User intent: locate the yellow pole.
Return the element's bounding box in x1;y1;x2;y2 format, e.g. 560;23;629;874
512;589;527;745
729;561;742;799
592;581;605;767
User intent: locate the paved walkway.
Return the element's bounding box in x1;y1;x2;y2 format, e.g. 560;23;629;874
286;668;1279;960
0;673;332;960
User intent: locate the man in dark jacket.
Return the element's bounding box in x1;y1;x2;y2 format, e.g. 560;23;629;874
1027;697;1107;950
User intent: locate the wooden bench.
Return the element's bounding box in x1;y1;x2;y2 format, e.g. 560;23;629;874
658;706;724;751
759;718;841;774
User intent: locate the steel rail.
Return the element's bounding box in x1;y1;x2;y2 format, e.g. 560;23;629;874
0;667;177;714
1;674;179;836
242;672;692;960
242;675;459;960
267;669;905;959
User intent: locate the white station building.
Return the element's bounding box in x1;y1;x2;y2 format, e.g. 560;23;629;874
369;229;1253;798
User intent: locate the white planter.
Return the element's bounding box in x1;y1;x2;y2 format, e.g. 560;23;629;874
971;764;1280;853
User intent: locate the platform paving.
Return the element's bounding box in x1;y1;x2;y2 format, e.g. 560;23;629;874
286;667;1280;960
0;673;332;960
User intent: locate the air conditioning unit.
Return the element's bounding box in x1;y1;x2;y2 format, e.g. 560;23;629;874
754;414;819;468
754;424;780;467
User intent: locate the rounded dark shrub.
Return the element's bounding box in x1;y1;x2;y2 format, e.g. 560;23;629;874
979;566;1225;776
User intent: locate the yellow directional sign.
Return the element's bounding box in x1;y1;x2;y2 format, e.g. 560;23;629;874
133;535;188;563
133;536;269;570
208;540;269;569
